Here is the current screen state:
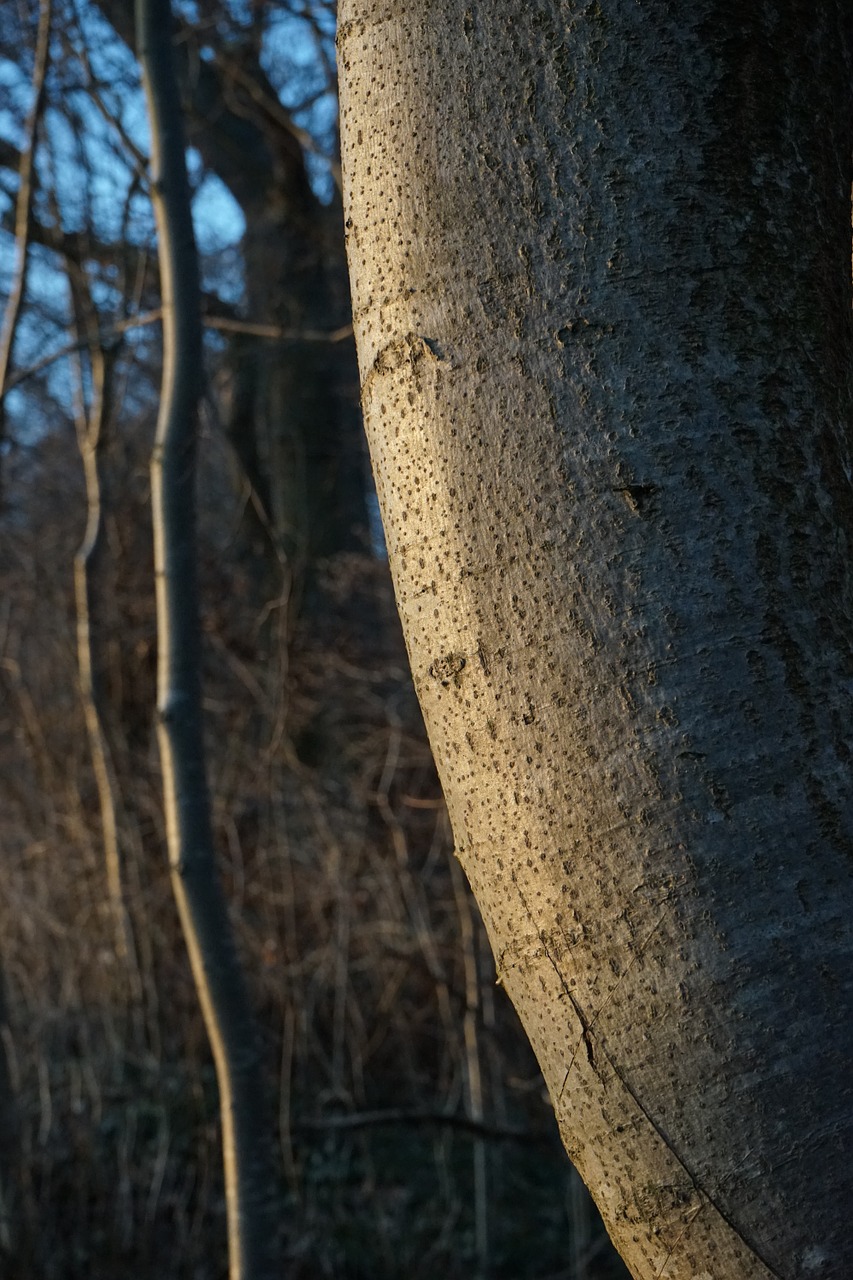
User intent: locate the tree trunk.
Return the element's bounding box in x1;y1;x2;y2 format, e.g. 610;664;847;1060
136;5;281;1276
93;0;371;597
238;182;367;577
338;3;853;1277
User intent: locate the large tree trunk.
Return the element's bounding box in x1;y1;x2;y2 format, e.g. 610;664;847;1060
338;3;853;1277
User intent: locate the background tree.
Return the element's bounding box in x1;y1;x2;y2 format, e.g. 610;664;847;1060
339;1;853;1277
137;0;281;1272
95;0;370;605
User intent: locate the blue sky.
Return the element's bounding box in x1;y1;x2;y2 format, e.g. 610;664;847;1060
0;2;340;438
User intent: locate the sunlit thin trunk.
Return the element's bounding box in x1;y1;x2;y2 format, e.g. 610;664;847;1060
136;2;281;1275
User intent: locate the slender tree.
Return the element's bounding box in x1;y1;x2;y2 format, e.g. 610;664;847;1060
339;2;853;1277
136;3;281;1276
95;0;370;599
3;0;369;608
65;256;140;969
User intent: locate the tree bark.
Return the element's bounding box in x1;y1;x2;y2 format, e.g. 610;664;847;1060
338;3;853;1277
136;4;281;1277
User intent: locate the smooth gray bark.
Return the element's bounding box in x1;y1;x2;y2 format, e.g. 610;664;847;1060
136;4;280;1276
339;3;853;1277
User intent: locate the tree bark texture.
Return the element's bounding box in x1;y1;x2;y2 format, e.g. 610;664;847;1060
338;3;853;1277
136;5;280;1277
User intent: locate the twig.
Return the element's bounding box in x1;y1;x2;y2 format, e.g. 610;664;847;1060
291;1107;548;1143
2;311;353;397
0;0;53;479
63;251;140;975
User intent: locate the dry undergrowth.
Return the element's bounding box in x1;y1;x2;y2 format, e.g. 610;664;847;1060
0;433;626;1280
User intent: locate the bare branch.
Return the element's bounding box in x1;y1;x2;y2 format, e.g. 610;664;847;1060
64;254;141;974
210;42;341;190
0;0;53;472
291;1108;550;1144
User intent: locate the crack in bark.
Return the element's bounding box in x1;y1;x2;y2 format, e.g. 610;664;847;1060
558;902;675;1097
510;877;783;1280
655;1199;709;1279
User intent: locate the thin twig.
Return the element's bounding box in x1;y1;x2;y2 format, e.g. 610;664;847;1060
291;1107;548;1143
0;0;53;474
2;311;352;397
451;856;489;1278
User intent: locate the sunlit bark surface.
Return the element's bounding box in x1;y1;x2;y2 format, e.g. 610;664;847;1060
339;3;853;1276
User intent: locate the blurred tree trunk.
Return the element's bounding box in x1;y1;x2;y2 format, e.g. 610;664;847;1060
136;4;280;1276
96;0;369;609
339;2;853;1277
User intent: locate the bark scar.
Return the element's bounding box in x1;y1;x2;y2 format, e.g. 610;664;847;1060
476;637;491;675
428;652;466;688
615;482;657;516
510;876;603;1083
655;1200;709;1278
361;332;454;397
559;903;673;1098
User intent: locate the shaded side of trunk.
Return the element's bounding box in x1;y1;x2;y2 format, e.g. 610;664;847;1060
136;5;281;1277
339;3;853;1277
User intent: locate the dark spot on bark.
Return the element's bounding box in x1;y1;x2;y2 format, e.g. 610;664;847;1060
429;653;467;687
618;483;657;516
